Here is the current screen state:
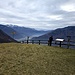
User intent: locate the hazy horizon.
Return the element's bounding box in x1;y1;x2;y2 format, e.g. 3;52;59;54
0;0;75;30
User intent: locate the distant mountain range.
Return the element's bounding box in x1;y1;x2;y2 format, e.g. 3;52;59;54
0;24;49;41
32;26;75;41
1;24;74;42
0;29;16;43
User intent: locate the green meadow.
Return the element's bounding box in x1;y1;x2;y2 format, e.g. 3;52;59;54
0;43;75;75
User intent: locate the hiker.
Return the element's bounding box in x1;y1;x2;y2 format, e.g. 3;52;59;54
48;36;53;46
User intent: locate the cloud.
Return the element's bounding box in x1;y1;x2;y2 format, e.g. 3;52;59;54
60;4;75;12
0;0;75;30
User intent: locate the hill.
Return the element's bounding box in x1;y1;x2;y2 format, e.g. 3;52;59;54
0;43;75;75
32;26;75;41
0;29;16;43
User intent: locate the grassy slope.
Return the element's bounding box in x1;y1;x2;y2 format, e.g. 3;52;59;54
0;43;75;75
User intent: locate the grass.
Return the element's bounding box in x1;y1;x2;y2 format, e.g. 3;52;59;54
0;43;75;75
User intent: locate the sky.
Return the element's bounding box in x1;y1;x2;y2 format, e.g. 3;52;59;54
0;0;75;30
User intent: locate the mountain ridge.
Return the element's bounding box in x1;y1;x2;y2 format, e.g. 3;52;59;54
32;26;75;41
0;24;49;40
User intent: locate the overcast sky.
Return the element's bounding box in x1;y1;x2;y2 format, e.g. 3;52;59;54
0;0;75;30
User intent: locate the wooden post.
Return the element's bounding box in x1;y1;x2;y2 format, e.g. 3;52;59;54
67;40;70;49
67;36;71;49
27;40;28;44
59;41;61;47
27;36;29;44
32;40;34;44
39;40;40;45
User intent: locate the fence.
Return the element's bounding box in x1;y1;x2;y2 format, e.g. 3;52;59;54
21;40;75;49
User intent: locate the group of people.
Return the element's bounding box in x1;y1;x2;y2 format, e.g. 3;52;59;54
48;36;53;46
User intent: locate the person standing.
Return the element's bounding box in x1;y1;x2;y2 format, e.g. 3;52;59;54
48;36;53;46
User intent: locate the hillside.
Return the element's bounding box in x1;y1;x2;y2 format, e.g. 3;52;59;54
32;26;75;41
0;43;75;75
0;29;16;43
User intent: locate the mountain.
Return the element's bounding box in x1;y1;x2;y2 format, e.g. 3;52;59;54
32;26;75;41
0;24;49;41
7;25;49;40
0;24;23;40
0;29;16;43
